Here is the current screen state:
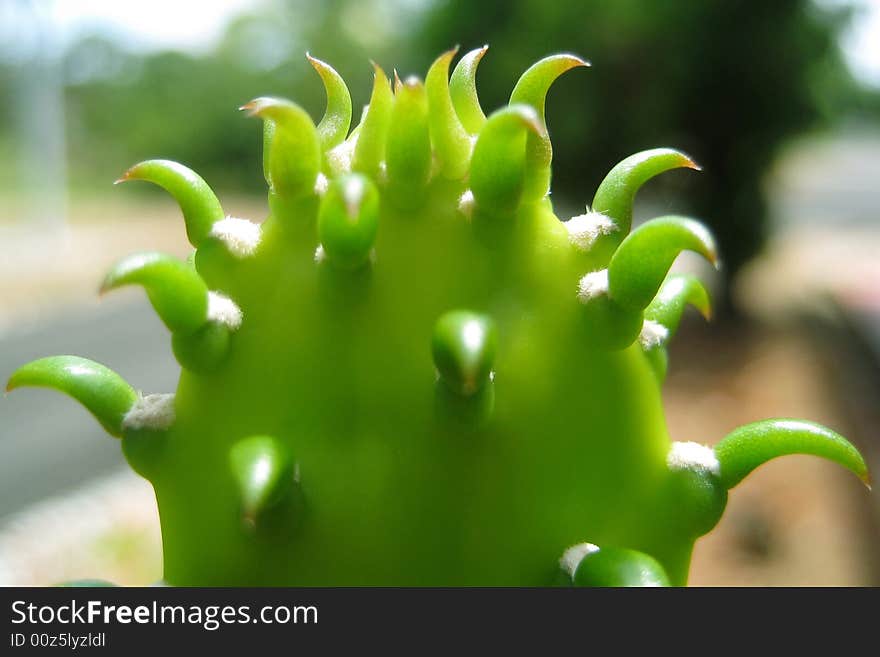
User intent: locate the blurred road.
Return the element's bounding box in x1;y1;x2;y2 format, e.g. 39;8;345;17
0;299;176;519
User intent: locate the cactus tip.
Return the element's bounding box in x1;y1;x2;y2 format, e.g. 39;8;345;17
563;53;590;69
369;59;386;78
559;542;599;579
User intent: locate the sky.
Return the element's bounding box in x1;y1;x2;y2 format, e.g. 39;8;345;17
820;0;880;87
53;0;260;53
3;0;880;87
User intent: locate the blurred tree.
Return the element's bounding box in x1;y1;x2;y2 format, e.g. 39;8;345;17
61;0;421;194
416;0;857;311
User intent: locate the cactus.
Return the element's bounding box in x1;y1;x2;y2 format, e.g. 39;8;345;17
6;48;870;587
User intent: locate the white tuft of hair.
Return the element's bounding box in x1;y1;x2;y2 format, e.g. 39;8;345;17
208;217;261;258
326;140;355;173
566;211;618;251
207;292;243;330
314;173;329;196
577;269;609;303
667;441;720;475
314;245;326;263
559;542;600;579
457;190;475;219
638;320;669;349
122;393;176;431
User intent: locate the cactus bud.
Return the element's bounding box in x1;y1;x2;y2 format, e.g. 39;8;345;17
317;173;380;269
432;310;497;395
241;97;321;199
229;435;296;525
561;543;671;587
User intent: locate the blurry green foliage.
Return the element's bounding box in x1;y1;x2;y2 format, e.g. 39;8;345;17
59;0;420;193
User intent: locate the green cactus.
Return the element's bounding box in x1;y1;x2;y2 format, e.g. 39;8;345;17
6;48;870;586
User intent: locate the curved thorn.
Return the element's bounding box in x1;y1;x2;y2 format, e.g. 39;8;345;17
561;543;670;587
352;62;393;179
241;97;321;198
229;435;294;523
509;53;589;124
387;76;431;205
425;47;473;180
317;173;380;269
470;104;546;216
450;45;488;134
101;252;209;334
432;310;497;396
6;356;137;438
592;148;701;238
714;419;870;490
116;160;223;247
307;53;352;152
644;273;712;341
386;76;431;203
509;54;588;202
608;216;718;311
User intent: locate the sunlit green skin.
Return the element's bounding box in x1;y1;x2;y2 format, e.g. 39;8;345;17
152;184;694;586
7;48;869;587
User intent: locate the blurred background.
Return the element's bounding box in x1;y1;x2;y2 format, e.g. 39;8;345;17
1;0;879;585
